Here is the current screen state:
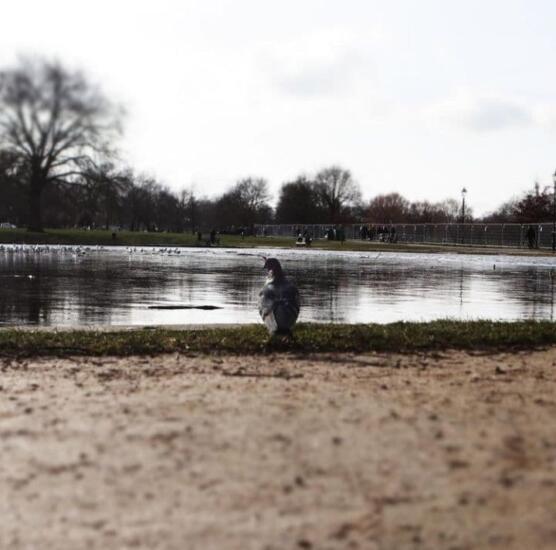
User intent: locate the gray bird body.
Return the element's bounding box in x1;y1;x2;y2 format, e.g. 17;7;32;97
258;259;300;335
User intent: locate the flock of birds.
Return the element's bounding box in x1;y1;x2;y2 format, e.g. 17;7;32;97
0;244;92;256
0;244;301;336
0;244;185;257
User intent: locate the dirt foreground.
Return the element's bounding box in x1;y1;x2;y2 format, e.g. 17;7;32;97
1;349;556;550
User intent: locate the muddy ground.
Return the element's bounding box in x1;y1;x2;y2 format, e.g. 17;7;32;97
1;349;555;549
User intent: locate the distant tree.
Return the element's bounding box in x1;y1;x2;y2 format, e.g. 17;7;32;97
154;186;185;232
0;57;122;231
441;198;472;222
195;197;219;230
406;198;468;223
511;182;553;222
124;176;157;231
313;166;362;223
480;182;553;223
275;176;326;223
481;200;516;223
77;163;132;229
367;192;409;223
217;177;273;228
41;182;80;227
179;188;198;232
366;194;473;224
0;150;26;225
235;177;271;213
406;201;437;223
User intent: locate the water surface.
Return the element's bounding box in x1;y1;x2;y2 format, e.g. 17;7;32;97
1;246;556;326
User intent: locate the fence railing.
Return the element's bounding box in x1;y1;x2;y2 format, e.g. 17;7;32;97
255;223;556;249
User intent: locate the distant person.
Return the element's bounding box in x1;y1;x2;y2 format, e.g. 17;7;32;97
390;226;397;243
338;226;345;244
197;231;202;243
526;225;536;249
210;228;217;245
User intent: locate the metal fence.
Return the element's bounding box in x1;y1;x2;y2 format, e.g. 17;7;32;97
255;223;556;250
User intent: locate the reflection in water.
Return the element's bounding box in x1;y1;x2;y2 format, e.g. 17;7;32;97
1;247;556;326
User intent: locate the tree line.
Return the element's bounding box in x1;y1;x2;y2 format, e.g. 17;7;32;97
482;181;556;224
0;57;551;233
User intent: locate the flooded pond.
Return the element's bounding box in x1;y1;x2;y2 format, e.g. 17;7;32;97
1;245;556;326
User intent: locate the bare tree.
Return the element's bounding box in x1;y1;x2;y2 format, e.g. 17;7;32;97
440;198;473;222
0;57;122;231
178;188;195;232
367;192;409;223
234;177;271;213
80;163;131;229
275;175;326;224
0;150;26;224
217;177;273;228
313;166;361;223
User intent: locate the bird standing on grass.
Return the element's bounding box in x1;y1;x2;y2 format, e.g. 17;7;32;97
258;258;300;337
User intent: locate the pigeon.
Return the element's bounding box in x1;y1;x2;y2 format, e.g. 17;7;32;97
258;258;300;336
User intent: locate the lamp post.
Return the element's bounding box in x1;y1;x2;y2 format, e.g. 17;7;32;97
461;187;467;244
552;171;556;252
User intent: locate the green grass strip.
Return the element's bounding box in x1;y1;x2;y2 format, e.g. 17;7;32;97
0;228;550;255
0;321;555;357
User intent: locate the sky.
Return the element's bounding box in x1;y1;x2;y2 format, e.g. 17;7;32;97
2;0;556;216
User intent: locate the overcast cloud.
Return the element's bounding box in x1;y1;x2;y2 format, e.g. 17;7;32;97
428;95;534;132
1;0;556;215
263;30;376;98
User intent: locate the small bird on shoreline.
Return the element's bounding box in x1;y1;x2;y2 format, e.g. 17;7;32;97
258;258;300;337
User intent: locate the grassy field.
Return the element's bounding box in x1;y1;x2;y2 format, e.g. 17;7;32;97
1;320;556;357
0;227;552;255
